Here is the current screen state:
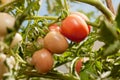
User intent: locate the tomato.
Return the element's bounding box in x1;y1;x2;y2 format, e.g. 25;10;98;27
71;12;91;32
49;24;61;32
1;0;13;4
10;33;22;48
44;31;68;54
32;48;54;74
0;53;8;79
61;14;89;42
75;58;82;74
0;13;15;37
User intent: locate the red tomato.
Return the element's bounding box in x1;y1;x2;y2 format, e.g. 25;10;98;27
32;48;54;74
75;58;82;74
71;12;91;32
61;14;89;42
44;31;68;54
49;24;61;32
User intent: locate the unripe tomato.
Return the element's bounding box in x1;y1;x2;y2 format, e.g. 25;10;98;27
32;48;54;74
0;13;15;37
49;24;61;32
61;14;89;42
1;0;13;4
44;31;68;54
10;33;22;48
71;12;91;32
75;58;82;74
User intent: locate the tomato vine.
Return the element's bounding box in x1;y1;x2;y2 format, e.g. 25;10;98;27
0;0;120;80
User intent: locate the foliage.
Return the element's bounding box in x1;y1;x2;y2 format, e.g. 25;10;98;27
0;0;120;80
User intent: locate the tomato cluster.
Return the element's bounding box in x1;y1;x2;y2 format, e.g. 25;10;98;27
32;26;69;74
32;12;90;74
0;10;89;74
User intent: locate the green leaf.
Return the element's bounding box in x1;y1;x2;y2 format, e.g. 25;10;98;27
103;40;120;57
80;71;89;80
95;61;102;71
98;18;118;44
111;65;120;78
115;4;120;29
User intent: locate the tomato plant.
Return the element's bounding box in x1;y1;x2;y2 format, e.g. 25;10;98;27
44;31;68;54
61;14;89;42
0;0;120;80
32;48;54;74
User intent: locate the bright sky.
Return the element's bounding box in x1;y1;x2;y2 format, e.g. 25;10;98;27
39;0;120;16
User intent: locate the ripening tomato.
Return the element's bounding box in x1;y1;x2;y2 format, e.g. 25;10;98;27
61;14;89;42
75;58;82;74
0;13;15;37
71;12;91;32
0;53;8;79
1;0;13;4
32;48;54;74
44;31;68;54
10;33;22;48
49;24;61;32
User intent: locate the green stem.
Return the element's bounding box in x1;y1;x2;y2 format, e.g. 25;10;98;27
14;2;34;31
24;71;79;80
75;0;115;21
86;21;99;27
25;16;58;20
0;0;18;11
64;0;69;11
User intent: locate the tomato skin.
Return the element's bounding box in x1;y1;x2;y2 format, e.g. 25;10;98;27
75;59;82;74
44;31;68;54
49;24;61;32
71;12;91;32
32;48;54;74
61;14;89;42
0;53;8;79
0;13;15;37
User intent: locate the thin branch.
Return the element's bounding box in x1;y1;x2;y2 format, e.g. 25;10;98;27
75;0;115;21
0;0;17;11
25;16;58;20
105;0;115;14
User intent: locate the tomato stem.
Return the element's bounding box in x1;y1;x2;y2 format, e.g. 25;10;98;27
24;71;79;80
75;0;115;21
0;0;18;11
25;16;58;20
105;0;115;15
64;0;69;12
86;21;99;28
